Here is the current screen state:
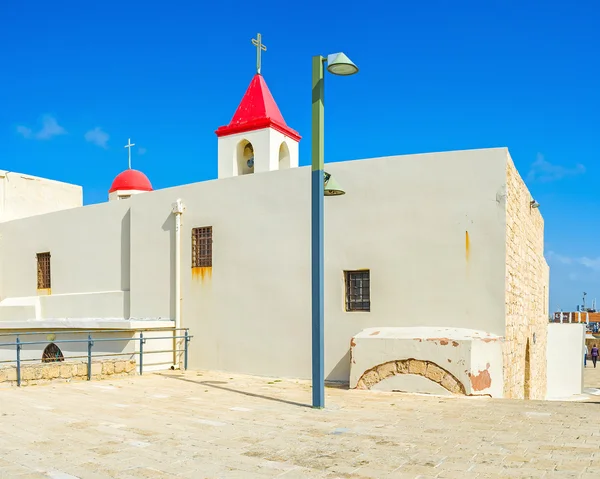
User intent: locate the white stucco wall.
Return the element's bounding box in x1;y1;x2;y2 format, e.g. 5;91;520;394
0;200;131;320
0;170;82;223
546;323;585;399
0;148;509;382
129;147;508;381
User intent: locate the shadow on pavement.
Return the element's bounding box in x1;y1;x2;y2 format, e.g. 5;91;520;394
160;373;312;409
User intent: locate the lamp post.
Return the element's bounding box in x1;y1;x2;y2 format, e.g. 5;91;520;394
311;52;358;409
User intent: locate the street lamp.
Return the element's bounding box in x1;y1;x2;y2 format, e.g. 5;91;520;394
311;52;358;409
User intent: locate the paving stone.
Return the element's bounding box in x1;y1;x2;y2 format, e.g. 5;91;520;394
0;368;600;478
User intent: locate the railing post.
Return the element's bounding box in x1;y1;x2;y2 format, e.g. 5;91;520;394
16;337;21;387
139;333;144;375
87;334;94;380
184;330;189;371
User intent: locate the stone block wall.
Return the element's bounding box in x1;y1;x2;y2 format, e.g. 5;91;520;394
0;358;136;387
504;153;549;399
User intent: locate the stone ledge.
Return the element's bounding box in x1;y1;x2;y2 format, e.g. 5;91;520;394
0;359;137;387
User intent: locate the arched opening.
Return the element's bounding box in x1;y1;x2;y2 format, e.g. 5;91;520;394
524;339;531;399
42;343;64;363
279;142;290;170
236;140;255;176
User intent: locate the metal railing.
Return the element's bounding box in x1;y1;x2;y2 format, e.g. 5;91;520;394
0;328;193;387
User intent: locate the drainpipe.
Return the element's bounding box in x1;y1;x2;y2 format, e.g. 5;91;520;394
171;199;185;368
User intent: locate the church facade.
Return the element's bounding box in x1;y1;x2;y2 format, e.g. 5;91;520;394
0;69;558;399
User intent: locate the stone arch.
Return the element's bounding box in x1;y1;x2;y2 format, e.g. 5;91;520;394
278;141;290;170
355;359;466;395
235;140;255;176
42;343;64;363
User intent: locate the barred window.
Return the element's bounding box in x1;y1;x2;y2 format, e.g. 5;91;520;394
42;343;64;363
345;270;370;312
36;252;51;289
192;227;213;267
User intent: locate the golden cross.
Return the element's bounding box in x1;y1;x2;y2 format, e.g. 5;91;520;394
251;33;267;74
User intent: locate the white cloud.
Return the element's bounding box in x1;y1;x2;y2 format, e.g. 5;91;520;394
16;115;66;140
137;147;147;155
85;127;109;149
16;125;32;138
527;153;585;182
548;251;600;272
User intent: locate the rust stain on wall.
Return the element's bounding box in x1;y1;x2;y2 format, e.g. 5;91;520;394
426;337;450;345
192;266;212;282
452;341;459;347
369;331;380;336
350;338;356;348
468;365;492;391
465;231;470;261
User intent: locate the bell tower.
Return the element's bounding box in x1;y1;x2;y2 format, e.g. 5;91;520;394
215;34;301;179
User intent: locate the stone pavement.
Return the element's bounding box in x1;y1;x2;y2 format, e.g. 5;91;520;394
0;370;600;479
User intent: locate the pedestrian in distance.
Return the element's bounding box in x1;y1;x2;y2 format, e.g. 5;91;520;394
592;344;599;368
584;344;588;367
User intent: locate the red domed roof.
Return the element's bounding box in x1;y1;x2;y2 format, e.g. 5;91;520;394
109;169;153;193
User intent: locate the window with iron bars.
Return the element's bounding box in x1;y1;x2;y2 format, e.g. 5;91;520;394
192;227;213;267
344;270;370;312
36;252;51;289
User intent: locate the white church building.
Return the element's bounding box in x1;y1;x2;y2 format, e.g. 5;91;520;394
0;64;583;399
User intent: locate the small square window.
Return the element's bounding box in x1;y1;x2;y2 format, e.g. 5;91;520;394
192;227;212;268
345;270;370;312
37;252;51;289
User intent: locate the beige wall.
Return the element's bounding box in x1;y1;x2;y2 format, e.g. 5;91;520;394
0;148;513;382
0;201;131;320
0;170;82;223
504;153;549;399
128;148;509;381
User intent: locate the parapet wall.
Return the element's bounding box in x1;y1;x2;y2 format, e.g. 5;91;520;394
0;358;136;387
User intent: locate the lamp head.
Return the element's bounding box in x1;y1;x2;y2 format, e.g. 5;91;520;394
326;52;359;76
324;171;345;196
530;199;540;209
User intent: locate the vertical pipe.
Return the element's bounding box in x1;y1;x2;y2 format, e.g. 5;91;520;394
139;333;144;375
311;55;325;409
16;337;21;387
184;330;189;371
172;200;183;369
87;334;93;380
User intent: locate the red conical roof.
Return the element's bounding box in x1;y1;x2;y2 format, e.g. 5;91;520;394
109;169;153;193
215;74;301;141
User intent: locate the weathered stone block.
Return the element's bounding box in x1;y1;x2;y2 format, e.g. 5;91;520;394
102;362;114;375
360;370;379;389
125;360;136;373
60;364;74;378
408;359;427;376
76;363;88;377
5;368;16;382
114;361;125;374
22;367;35;381
441;373;463;395
426;363;446;383
376;362;396;380
91;363;102;376
396;360;408;374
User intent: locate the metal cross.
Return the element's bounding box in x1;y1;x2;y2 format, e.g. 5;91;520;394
251;33;267;74
124;138;135;169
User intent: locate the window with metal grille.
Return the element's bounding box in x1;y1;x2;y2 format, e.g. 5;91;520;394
345;270;370;312
36;252;51;289
192;227;213;267
42;343;64;363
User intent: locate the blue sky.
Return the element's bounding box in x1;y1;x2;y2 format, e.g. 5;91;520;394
0;0;598;311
